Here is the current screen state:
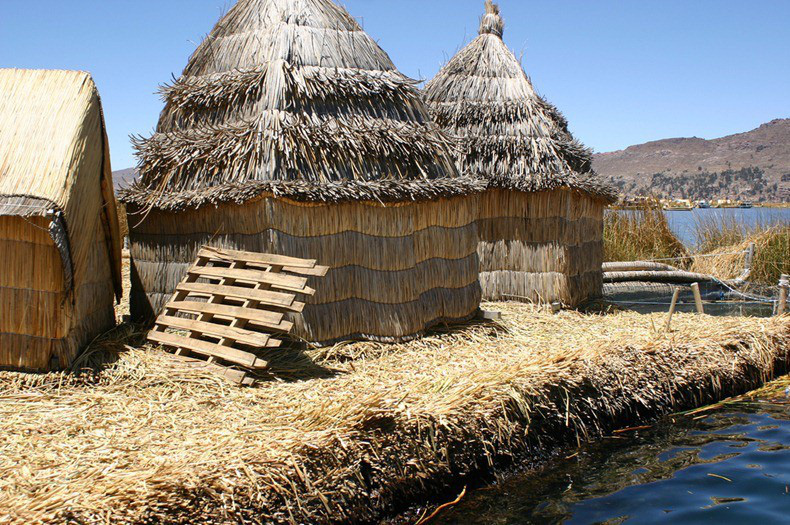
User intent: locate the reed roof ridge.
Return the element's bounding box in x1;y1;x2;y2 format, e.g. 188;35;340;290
479;1;505;38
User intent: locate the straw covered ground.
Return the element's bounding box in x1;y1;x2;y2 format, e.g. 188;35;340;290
1;301;787;524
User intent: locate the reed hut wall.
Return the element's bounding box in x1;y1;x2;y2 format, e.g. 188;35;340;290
121;0;483;344
0;69;122;370
478;189;605;305
424;2;616;306
127;193;481;343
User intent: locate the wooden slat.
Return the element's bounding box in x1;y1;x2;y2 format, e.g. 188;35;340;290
167;301;294;332
199;246;318;269
167;354;254;386
244;262;329;278
176;282;302;312
200;247;330;278
155;315;282;348
283;265;329;277
188;266;313;294
149;331;268;369
151;247;328;384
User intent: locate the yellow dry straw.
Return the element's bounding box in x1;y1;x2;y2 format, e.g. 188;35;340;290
0;303;786;524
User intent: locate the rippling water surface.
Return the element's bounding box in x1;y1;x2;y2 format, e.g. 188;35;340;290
435;386;790;524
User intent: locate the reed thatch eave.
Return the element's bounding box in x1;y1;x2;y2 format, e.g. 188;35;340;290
119;176;487;212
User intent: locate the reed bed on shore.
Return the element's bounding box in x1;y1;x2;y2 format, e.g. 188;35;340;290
691;220;789;284
604;203;687;263
1;303;787;524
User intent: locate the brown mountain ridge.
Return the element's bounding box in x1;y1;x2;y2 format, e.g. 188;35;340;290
593;118;790;202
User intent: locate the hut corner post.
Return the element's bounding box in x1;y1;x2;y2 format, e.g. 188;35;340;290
691;283;704;314
777;274;789;316
665;287;681;331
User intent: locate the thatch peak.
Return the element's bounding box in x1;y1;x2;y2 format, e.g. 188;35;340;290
0;69;100;209
479;1;504;38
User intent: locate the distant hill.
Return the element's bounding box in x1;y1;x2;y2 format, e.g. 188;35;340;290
112;168;138;192
593;119;790;202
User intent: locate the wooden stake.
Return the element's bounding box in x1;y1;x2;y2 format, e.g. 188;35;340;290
744;243;755;271
691;283;704;314
666;288;681;331
777;274;788;316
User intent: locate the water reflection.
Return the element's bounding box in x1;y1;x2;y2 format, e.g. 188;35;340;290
435;396;790;524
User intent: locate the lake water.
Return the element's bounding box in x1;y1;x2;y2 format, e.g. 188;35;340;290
428;209;790;524
435;381;790;524
665;208;790;247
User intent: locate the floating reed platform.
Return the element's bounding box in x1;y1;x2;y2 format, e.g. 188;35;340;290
0;305;787;524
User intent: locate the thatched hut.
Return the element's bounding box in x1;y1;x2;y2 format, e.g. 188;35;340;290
425;2;617;306
0;69;122;371
120;0;483;344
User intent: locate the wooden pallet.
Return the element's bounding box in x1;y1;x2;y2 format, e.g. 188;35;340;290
149;246;328;385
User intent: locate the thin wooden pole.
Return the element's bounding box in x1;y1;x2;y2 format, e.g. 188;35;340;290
691;283;704;314
778;274;789;316
666;287;681;331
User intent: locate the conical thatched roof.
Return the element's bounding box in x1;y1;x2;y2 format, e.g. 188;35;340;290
424;1;615;200
124;0;480;210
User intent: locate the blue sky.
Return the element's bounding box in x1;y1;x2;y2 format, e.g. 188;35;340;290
2;0;789;170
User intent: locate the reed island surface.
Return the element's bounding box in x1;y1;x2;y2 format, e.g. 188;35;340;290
1;264;787;524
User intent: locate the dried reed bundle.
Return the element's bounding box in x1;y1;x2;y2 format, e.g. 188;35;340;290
692;224;790;284
0;304;786;524
0;69;122;370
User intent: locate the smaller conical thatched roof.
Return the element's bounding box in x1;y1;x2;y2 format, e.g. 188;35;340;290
123;0;482;211
424;1;615;200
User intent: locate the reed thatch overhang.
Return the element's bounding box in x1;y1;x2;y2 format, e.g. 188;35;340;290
423;1;617;203
120;0;481;210
0;69;122;299
120;177;486;212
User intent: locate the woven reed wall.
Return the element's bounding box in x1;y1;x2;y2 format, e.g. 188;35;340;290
128;194;482;343
0;214;115;370
478;189;605;306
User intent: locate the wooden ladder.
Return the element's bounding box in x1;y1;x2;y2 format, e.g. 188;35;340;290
148;246;328;385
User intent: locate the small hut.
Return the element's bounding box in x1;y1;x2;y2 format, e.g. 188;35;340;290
0;69;122;371
121;0;483;344
424;2;616;306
